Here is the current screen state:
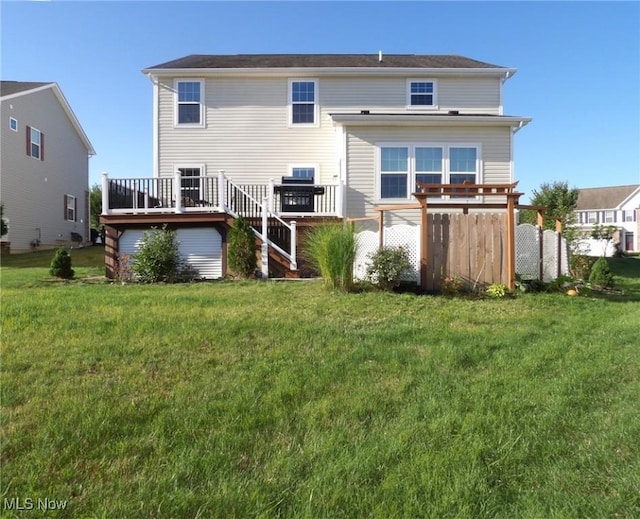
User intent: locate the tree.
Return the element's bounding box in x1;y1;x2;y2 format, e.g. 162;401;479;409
519;181;579;249
89;184;102;231
49;248;74;279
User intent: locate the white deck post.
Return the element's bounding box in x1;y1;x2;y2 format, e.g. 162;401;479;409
101;172;110;215
290;220;297;270
268;178;275;213
218;170;226;210
261;197;269;279
132;181;139;211
336;181;345;218
174;171;182;213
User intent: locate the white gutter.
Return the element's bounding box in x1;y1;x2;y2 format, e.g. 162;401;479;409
330;113;532;129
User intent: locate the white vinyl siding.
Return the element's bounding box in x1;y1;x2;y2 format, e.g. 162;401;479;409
155;74;504;186
346;126;511;219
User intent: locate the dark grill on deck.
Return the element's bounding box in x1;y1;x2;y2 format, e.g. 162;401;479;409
275;177;325;213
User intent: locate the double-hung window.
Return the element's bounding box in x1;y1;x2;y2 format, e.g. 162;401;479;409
378;144;480;200
65;195;76;221
290;80;318;126
587;212;597;224
407;80;437;109
27;126;43;160
175;80;204;126
604;210;615;223
10;117;17;132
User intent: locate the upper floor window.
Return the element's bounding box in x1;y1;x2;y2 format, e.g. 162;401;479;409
587;211;597;224
27;126;43;160
407;80;437;109
65;195;76;221
604;210;615;223
623;210;635;222
175;80;204;126
379;144;480;200
289;80;318;126
9;117;17;132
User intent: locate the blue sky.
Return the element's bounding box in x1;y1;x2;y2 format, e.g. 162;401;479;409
2;1;639;202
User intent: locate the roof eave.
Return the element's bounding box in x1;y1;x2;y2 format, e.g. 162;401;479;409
143;66;517;79
329;113;532;128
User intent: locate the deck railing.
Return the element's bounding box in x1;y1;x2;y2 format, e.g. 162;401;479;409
102;171;343;218
101;171;343;276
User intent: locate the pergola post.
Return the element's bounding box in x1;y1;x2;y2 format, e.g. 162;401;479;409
506;194;516;290
420;198;428;291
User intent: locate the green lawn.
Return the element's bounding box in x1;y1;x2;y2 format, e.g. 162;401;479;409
1;249;639;518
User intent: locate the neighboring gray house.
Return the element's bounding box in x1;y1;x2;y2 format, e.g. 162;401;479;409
0;81;95;252
101;53;531;280
574;184;640;255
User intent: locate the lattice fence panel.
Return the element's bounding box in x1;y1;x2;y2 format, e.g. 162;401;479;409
515;223;540;278
542;230;570;282
354;225;420;282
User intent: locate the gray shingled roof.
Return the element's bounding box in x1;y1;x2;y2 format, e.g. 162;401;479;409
576;185;640;210
146;54;504;70
0;81;52;97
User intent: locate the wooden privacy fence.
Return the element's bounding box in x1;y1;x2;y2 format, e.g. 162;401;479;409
422;213;508;292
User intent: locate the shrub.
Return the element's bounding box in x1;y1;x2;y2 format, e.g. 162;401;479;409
570;254;595;281
441;275;465;296
228;216;257;278
0;203;8;237
49;248;74;279
486;283;510;298
589;256;614;289
304;223;357;292
132;226;182;283
367;246;411;291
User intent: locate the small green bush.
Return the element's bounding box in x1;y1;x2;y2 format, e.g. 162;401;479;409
49;248;74;279
366;246;411;291
589;256;614;288
228;216;257;278
486;283;509;298
570;254;595;280
132;226;181;283
304;223;357;292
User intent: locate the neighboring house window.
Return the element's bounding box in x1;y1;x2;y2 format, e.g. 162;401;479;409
290;80;318;126
64;195;76;221
407;80;437;108
175;80;204;126
291;167;316;180
623;210;634;222
379;144;480;200
26;126;44;160
178;167;202;205
604;210;614;223
587;211;597;224
10;117;17;132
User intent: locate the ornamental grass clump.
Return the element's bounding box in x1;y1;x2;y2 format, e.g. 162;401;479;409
304;223;357;292
49;247;74;279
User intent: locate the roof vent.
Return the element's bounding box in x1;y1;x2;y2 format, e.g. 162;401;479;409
378;50;383;63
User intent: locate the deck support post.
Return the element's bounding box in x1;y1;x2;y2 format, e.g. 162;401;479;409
261;197;269;279
101;172;110;215
336;181;345;218
420;198;428;292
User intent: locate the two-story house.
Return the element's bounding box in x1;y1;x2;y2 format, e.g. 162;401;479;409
0;81;95;253
574;184;640;256
100;53;531;281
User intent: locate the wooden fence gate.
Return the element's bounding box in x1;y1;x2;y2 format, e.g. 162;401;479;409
423;213;508;292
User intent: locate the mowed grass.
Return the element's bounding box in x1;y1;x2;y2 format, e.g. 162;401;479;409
1;249;639;518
